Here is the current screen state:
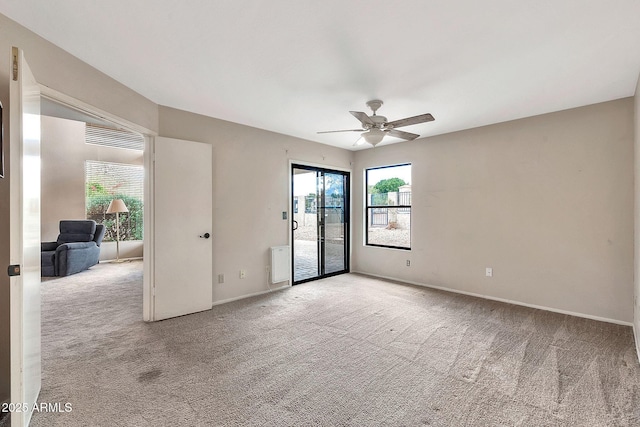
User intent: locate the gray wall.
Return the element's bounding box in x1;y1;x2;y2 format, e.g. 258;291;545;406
353;99;635;323
158;106;354;303
41;116;144;260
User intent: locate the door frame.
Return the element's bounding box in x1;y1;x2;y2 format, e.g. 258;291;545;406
38;86;158;321
289;160;351;284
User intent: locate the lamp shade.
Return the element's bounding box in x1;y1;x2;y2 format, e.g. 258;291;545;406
106;199;129;214
363;129;385;146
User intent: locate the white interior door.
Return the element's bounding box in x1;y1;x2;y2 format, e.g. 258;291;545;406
153;137;213;320
9;47;41;427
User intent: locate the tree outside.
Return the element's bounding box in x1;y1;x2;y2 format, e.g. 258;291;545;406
370;177;406;205
86;181;143;241
372;177;406;194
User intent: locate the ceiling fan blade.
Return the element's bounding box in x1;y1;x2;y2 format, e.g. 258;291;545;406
386;113;434;129
386;129;419;141
349;111;374;126
317;129;364;134
353;136;364;146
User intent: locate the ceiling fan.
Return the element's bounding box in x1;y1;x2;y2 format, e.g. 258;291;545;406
318;100;435;147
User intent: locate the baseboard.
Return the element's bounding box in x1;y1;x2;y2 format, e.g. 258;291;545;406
352;271;633;327
212;283;290;307
101;257;143;264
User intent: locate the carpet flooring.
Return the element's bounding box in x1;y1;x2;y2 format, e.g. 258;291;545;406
29;261;640;426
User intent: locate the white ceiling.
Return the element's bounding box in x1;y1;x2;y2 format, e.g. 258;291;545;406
2;1;640;150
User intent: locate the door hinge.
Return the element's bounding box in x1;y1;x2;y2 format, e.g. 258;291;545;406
8;265;21;276
12;47;18;81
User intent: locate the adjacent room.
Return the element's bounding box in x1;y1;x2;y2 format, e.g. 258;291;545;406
0;1;639;426
40;99;145;270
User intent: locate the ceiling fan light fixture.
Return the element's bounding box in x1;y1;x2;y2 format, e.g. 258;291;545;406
363;128;385;146
318;100;434;147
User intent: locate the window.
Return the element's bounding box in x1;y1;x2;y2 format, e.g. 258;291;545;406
85;161;144;241
366;164;411;249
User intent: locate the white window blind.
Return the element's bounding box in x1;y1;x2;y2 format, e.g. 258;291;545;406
85;123;144;151
85;161;144;200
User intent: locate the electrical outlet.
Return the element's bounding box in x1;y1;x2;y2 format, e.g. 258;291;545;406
406;260;411;267
218;274;225;284
486;267;493;277
240;270;246;279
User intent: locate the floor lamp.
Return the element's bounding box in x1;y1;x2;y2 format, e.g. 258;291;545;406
106;199;129;262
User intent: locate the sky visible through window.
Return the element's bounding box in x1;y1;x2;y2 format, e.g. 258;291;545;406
367;164;411;188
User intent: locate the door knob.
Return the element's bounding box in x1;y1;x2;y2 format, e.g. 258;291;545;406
199;233;211;239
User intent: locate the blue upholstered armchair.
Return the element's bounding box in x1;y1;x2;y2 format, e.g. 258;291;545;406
41;220;106;277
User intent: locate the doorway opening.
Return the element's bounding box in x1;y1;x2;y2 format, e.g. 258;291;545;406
38;91;154;317
40;97;145;268
291;164;350;284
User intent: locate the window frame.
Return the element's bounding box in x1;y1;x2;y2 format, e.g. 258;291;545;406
365;163;411;250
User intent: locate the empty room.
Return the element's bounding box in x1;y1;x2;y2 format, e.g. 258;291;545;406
1;1;639;426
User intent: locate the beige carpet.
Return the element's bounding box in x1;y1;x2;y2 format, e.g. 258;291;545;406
27;261;640;426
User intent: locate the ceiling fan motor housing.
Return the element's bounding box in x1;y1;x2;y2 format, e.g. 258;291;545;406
371;115;387;128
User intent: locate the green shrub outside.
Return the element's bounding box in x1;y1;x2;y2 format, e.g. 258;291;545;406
86;192;143;242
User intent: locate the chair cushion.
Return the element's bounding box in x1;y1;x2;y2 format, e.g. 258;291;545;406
55;242;101;276
57;220;97;245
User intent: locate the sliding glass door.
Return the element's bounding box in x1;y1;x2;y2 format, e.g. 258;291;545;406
292;165;349;284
